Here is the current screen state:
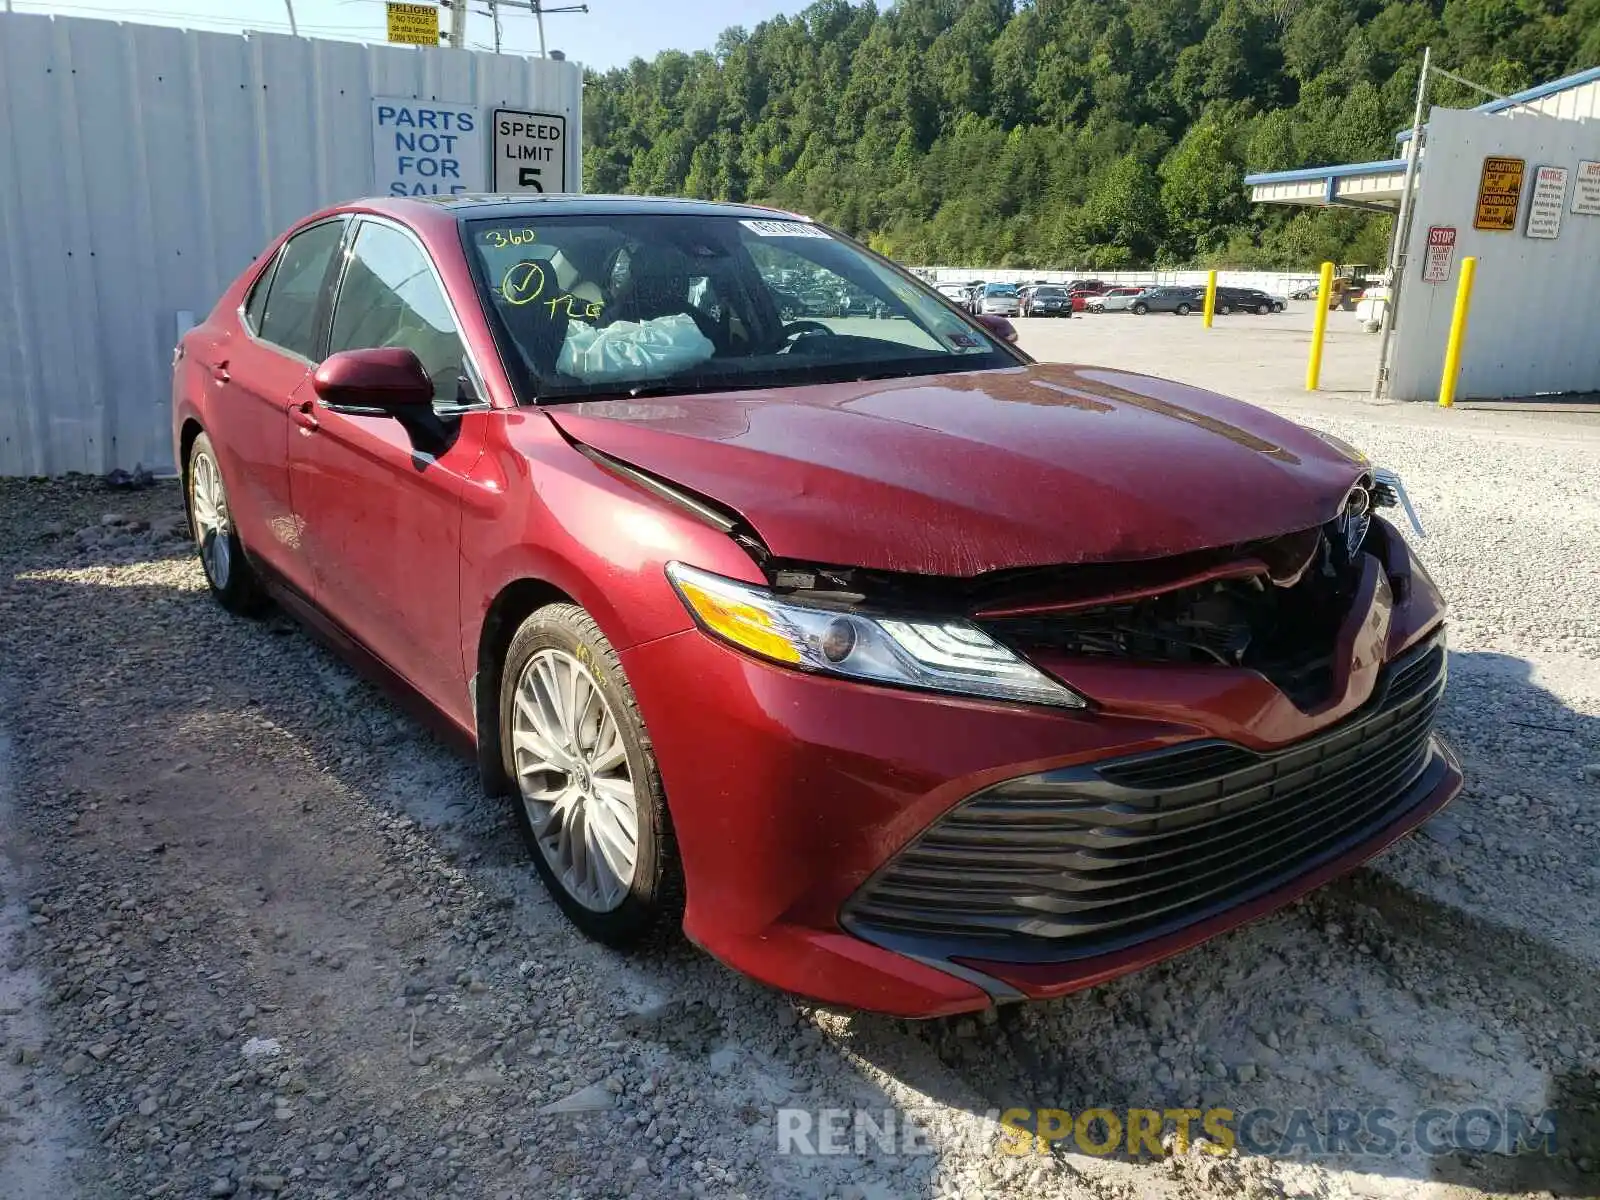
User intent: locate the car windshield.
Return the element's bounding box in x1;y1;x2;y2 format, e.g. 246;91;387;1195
464;214;1013;402
1034;287;1066;298
984;284;1018;296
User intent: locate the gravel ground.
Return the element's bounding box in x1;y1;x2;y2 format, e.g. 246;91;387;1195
2;384;1598;1200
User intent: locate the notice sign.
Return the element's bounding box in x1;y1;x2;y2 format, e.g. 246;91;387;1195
1525;165;1568;239
372;99;483;196
1421;225;1457;283
1572;160;1600;216
492;110;567;192
385;2;440;46
1473;156;1525;231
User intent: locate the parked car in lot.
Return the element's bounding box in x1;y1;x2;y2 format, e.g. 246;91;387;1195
1064;278;1106;294
934;282;972;308
1021;284;1072;317
977;282;1021;316
1130;285;1204;315
174;195;1455;1017
1214;286;1287;315
1085;286;1144;313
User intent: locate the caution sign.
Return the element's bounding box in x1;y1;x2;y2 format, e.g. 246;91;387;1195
1473;156;1524;231
386;2;440;47
492;110;567;193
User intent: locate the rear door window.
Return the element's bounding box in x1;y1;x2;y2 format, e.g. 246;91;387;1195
257;220;344;360
242;255;277;335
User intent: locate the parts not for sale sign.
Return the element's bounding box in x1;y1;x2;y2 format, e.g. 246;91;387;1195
493;110;568;193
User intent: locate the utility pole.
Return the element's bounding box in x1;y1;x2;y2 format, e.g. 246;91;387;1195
447;0;467;49
491;0;502;54
484;0;588;57
283;0;298;35
1371;45;1429;400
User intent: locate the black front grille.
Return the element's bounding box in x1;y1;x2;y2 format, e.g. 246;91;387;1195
843;635;1449;963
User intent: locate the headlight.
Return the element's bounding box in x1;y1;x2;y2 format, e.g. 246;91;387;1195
665;562;1087;709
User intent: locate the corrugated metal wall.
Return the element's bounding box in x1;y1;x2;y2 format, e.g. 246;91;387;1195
1389;106;1600;402
0;12;582;476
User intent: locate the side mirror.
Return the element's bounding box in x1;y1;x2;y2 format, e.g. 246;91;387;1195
312;348;435;413
975;313;1018;344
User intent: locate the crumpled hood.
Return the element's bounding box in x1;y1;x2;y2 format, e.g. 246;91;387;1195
545;363;1366;576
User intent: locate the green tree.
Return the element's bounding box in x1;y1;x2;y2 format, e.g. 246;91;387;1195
582;0;1597;268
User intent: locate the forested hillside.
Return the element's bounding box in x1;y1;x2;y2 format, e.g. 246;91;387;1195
582;0;1600;268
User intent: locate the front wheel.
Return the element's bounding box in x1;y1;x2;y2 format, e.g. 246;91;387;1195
1257;303;1272;315
1132;303;1149;315
500;604;680;947
1218;304;1232;316
187;432;267;615
1175;303;1192;316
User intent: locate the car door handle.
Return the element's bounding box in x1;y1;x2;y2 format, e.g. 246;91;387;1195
289;400;319;432
204;359;230;383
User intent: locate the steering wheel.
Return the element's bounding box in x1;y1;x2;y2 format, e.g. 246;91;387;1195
782;319;836;340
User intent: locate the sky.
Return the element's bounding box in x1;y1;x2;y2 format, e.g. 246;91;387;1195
9;0;813;69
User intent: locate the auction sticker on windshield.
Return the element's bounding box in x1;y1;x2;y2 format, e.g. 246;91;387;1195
741;219;830;238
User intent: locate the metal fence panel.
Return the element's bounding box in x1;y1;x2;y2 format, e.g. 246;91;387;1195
0;12;583;476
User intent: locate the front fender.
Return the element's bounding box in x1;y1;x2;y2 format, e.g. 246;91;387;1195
460;408;765;672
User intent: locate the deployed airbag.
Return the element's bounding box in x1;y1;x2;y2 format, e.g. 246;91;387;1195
557;313;714;384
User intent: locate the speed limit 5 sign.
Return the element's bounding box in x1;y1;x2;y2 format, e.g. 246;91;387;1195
492;109;568;193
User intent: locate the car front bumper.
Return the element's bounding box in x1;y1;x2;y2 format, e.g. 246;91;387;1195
618;538;1458;1018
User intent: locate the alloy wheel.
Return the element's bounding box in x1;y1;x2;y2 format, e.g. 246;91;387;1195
190;450;232;589
510;648;639;912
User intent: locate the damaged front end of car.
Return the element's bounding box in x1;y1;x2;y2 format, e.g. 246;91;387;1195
677;473;1452;988
575;429;1456;1009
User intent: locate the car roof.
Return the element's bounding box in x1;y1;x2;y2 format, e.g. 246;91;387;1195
346;193;808;223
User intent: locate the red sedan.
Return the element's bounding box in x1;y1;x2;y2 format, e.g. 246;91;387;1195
173;196;1460;1017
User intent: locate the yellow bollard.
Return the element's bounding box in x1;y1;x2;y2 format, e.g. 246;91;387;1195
1203;270;1217;328
1438;256;1478;408
1305;261;1335;391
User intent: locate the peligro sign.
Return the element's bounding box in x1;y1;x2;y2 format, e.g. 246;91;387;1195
370;98;571;196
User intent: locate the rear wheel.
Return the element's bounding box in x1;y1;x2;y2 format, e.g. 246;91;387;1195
500;604;680;947
1257;303;1272;315
1132;302;1149;315
187;433;267;615
1218;303;1233;316
1176;303;1192;316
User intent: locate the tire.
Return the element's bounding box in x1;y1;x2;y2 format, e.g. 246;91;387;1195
1176;303;1191;316
499;603;680;947
1256;303;1271;315
186;432;267;616
1218;304;1233;316
1132;302;1149;315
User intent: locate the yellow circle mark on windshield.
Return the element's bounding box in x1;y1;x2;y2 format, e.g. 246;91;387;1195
502;260;546;306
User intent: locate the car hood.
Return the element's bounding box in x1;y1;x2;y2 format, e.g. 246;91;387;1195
545;363;1365;577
